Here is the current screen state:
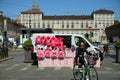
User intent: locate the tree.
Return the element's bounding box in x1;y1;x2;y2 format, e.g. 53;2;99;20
115;39;120;49
22;39;32;51
114;20;120;25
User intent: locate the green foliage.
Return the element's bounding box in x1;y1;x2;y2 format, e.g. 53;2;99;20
86;38;92;43
85;33;89;38
115;39;120;49
114;20;120;25
22;39;32;51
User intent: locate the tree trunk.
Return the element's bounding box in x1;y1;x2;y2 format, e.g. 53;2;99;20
116;48;120;63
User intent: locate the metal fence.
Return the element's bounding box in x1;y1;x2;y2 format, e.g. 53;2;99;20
0;47;8;60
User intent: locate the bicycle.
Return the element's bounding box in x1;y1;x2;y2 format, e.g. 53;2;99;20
73;54;99;80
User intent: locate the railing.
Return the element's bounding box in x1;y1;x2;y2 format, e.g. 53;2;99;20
0;47;8;60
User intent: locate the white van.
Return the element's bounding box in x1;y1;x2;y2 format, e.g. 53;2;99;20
32;33;100;54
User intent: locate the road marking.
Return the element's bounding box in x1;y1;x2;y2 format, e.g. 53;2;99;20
5;64;21;70
0;64;7;67
20;64;31;71
20;67;28;70
37;67;44;70
104;67;113;70
113;63;119;66
27;63;32;67
54;67;61;70
98;71;120;74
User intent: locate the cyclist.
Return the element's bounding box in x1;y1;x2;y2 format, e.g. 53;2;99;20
74;42;90;68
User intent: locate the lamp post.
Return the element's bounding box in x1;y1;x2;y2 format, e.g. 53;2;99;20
28;15;31;40
3;19;8;57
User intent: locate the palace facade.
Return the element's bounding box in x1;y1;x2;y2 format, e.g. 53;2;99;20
17;0;114;43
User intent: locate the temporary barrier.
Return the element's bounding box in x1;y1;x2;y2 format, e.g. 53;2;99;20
37;49;44;60
51;50;57;59
45;49;51;58
58;51;65;59
38;58;74;67
32;34;102;68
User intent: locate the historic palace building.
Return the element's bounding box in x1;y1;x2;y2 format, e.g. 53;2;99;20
17;0;114;42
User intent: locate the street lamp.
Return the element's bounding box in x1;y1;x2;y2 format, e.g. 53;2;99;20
3;19;8;57
28;15;31;39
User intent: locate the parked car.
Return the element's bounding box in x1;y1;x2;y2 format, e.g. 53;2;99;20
93;42;104;50
108;43;115;50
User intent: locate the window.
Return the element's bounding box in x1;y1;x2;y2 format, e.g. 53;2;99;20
62;21;64;28
67;24;69;28
38;24;40;28
22;35;25;38
71;24;74;28
51;24;53;28
81;23;83;28
55;36;71;48
34;24;36;28
95;23;97;28
86;24;88;28
62;24;64;28
74;36;90;48
48;24;50;28
43;23;45;28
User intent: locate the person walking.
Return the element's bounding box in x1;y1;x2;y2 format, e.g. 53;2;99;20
0;39;2;48
103;44;109;57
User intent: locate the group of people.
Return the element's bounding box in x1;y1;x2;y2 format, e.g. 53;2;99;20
0;39;15;49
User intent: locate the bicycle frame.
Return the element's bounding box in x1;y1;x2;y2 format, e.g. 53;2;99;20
81;58;91;80
73;56;98;80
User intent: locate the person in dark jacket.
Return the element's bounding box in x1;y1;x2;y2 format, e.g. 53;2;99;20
74;42;89;68
103;44;109;57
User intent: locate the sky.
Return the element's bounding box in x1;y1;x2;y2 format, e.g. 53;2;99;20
0;0;120;21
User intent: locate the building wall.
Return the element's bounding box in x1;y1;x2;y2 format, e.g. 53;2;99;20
0;12;26;44
19;12;114;42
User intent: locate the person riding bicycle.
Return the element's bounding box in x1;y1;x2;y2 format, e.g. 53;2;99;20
74;42;90;68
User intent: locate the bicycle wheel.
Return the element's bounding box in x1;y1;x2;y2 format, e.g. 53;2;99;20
89;67;98;80
73;64;82;80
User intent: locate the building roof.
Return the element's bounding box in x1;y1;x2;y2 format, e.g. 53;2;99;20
21;0;43;14
92;9;114;14
43;15;92;20
21;9;43;14
20;0;114;19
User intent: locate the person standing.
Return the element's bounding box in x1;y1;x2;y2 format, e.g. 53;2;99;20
0;39;2;48
103;44;109;57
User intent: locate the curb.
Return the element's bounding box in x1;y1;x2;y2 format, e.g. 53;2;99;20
8;49;24;54
0;57;13;62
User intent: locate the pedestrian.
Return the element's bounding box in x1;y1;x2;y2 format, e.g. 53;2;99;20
103;44;109;57
0;39;2;48
71;45;75;52
0;39;3;54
